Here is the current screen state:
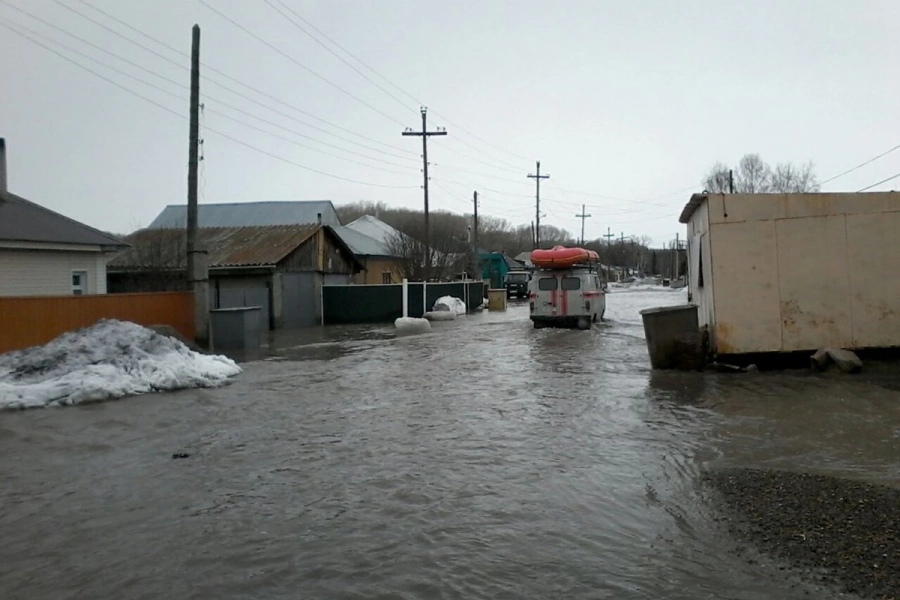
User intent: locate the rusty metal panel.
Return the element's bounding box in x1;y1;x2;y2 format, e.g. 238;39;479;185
846;211;900;348
709;220;782;354
776;215;852;352
0;292;194;354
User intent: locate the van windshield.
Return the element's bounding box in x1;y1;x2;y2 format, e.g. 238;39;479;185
507;273;529;283
538;278;558;291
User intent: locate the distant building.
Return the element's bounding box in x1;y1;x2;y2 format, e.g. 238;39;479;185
337;215;406;284
0;138;126;297
681;191;900;355
108;224;361;329
147;200;341;229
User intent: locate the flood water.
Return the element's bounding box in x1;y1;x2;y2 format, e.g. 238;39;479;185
1;288;898;599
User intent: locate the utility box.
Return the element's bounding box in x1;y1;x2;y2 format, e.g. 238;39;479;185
487;288;508;311
210;306;262;352
640;304;701;369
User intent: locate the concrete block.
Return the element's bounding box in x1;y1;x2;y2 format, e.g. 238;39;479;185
826;348;863;373
810;348;832;371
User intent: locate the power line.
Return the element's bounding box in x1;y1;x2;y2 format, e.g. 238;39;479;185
822;142;900;185
196;0;409;128
0;14;419;172
73;0;418;157
262;1;530;163
1;20;419;189
8;0;420;162
857;171;900;192
264;0;416;115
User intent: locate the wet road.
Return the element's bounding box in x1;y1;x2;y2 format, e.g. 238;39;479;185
1;288;899;599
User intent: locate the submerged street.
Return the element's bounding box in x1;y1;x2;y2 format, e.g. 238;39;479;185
1;287;899;599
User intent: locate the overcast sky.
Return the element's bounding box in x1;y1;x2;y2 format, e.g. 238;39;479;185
2;0;899;245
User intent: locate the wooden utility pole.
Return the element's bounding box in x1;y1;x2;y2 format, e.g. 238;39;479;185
673;232;680;280
603;226;615;282
187;24;209;346
472;190;479;279
402;107;446;281
729;169;735;193
575;204;591;245
527;161;549;248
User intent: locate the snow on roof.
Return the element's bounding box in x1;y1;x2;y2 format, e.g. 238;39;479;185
147;201;341;229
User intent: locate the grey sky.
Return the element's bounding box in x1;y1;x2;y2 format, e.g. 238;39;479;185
2;0;899;246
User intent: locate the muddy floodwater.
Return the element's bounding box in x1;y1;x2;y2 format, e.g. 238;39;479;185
1;288;899;599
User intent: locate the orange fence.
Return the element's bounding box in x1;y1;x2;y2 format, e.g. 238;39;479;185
0;292;194;354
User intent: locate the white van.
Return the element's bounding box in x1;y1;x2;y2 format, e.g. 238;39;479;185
529;267;606;329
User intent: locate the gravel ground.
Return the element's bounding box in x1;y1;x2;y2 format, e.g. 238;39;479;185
705;469;899;600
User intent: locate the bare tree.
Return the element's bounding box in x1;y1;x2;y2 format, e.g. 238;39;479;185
702;154;819;194
108;229;187;292
736;153;771;193
703;162;732;193
385;211;469;281
770;161;820;193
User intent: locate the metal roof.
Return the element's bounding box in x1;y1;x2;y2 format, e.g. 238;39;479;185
110;224;323;269
679;193;709;223
333;225;392;257
0;191;126;249
147;201;341;229
344;214;403;245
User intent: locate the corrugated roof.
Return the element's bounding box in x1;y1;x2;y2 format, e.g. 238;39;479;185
0;191;126;248
147;201;341;229
110;225;321;269
679;193;708;223
333;225;391;256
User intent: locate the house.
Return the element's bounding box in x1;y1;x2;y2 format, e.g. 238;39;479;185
0;138;126;297
680;191;900;356
514;251;534;269
333;224;402;284
108;224;361;329
148;200;341;229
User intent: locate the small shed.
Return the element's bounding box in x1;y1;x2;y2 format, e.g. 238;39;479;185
109;224;361;329
680;191;900;355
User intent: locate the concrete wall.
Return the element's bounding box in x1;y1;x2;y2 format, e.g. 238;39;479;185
689;192;900;354
0;247;107;296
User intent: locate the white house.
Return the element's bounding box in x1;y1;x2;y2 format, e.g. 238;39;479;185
0;139;127;297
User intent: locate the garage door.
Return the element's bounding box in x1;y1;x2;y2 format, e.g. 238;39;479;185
282;273;318;328
218;287;271;330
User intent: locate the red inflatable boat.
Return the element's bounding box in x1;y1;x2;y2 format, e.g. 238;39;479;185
530;245;599;269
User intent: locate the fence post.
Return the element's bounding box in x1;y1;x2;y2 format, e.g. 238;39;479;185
423;280;427;315
402;278;408;318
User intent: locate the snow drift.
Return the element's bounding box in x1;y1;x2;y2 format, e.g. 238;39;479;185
0;320;241;411
434;296;466;315
424;311;456;322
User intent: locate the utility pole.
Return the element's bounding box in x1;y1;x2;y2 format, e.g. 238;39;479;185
187;24;209;347
527;161;549;248
575;204;591;245
674;232;680;280
603;226;615;283
402;107;446;281
729;169;734;194
472;190;479;280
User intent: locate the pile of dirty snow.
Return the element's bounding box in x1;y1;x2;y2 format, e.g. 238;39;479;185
0;320;241;410
394;317;431;335
433;296;466;315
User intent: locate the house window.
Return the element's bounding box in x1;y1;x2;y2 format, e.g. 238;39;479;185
72;271;88;295
382;271;392;284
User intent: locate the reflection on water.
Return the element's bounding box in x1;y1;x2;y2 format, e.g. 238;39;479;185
0;288;896;599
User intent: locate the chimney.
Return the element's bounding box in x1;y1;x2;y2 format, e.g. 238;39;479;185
316;212;322;226
0;138;6;193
